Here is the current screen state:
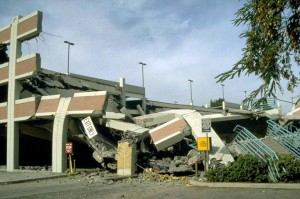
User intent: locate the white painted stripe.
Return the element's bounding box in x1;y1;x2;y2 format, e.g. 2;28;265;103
15;97;36;104
0;102;7;107
18;11;40;22
14;116;31;121
0;24;10;32
0;119;7;124
73;91;107;97
40;95;60;100
35;112;56;117
16;53;37;62
15;72;36;80
0;62;8;68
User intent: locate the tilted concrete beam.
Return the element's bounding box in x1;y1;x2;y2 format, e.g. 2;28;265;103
182;111;234;165
149;117;190;151
134;112;177;127
105;119;149;142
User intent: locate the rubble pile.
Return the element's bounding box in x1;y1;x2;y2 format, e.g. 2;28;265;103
77;168;190;186
15;69;237;175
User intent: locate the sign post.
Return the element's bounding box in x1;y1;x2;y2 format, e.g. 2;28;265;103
198;118;212;171
65;142;75;175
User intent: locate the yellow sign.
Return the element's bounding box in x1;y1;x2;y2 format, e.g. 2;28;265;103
197;137;211;151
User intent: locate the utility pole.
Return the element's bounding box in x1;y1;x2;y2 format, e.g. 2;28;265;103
139;62;146;87
188;79;193;106
64;41;74;75
221;84;225;101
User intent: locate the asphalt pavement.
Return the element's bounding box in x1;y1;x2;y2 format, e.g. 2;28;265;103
1;168;300;190
0;169;67;185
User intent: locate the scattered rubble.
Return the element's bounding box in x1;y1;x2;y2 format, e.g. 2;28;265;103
4;68;287;178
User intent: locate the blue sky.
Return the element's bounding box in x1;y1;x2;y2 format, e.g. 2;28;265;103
0;0;297;112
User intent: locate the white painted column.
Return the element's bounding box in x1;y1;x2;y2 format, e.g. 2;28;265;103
52;97;71;173
7;16;22;171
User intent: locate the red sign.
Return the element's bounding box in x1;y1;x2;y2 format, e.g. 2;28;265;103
65;143;73;154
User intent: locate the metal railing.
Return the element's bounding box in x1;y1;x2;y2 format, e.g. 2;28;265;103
232;125;281;182
266;120;300;158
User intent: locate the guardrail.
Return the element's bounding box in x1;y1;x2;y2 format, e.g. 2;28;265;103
232;125;282;182
266;120;300;158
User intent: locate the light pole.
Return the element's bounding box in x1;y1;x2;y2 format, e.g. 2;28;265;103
64;41;74;75
221;84;225;101
244;91;247;99
188;79;193;106
139;62;146;87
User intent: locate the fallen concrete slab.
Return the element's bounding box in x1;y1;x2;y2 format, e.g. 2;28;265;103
149;117;190;151
134;112;177;128
182;111;234;165
105;119;149;142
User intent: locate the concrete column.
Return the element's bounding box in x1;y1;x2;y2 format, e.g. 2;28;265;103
117;141;137;176
52;97;71;173
119;77;126;108
7;15;22;171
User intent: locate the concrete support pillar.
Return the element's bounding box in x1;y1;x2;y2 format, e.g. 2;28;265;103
117;141;136;176
7;15;22;171
52;97;71;173
119;77;126;108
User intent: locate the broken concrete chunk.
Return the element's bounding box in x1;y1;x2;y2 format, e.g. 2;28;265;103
149;117;190;151
188;154;203;166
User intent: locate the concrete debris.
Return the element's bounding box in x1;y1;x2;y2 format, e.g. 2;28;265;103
6;68;277;177
149;117;190;151
209;158;225;169
19;165;51;171
145;155;195;174
188;154;203;167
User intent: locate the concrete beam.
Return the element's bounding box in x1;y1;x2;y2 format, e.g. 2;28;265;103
20;123;52;141
67;91;108;117
134;112;177;127
201;113;250;122
182;111;234;165
0;62;9;85
106;119;149;142
149;117;190;151
35;95;60;118
0;102;7;123
117;141;137;176
14;97;39;121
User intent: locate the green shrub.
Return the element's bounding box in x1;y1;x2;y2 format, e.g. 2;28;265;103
205;155;269;182
276;154;300;183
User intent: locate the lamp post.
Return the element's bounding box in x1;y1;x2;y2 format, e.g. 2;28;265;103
64;41;74;75
221;84;225;101
139;62;146;87
188;79;193;106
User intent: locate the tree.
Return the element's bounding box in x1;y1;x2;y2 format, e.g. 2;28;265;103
216;0;300;104
210;98;223;107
